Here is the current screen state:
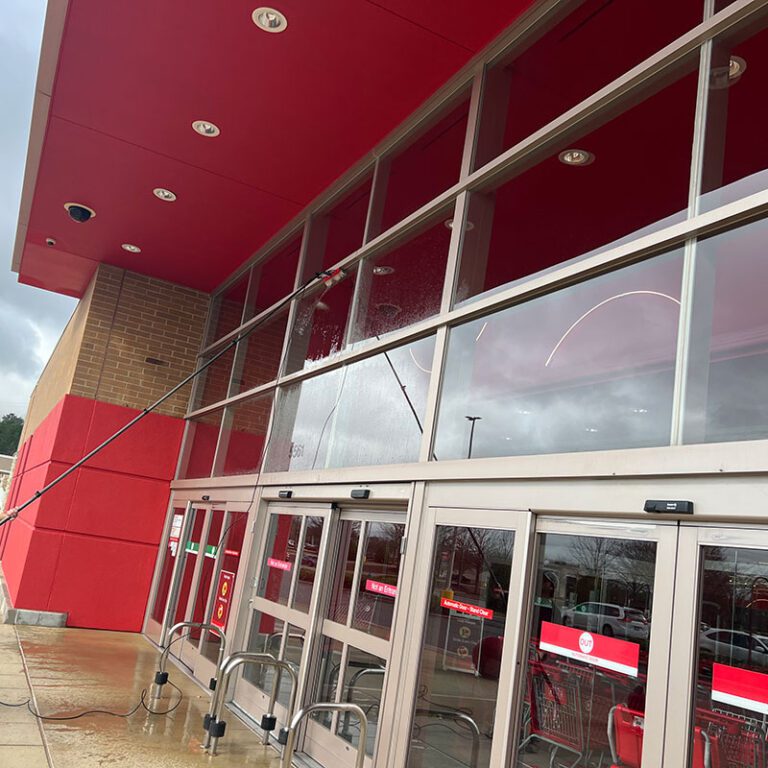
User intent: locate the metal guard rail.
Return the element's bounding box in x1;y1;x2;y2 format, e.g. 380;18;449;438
204;652;299;755
281;703;369;768
151;621;227;698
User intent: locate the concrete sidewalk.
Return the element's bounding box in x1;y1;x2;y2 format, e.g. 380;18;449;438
0;624;280;768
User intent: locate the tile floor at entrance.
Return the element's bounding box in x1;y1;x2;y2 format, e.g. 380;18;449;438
0;623;280;768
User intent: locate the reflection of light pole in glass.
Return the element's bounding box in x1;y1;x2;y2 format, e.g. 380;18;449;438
465;416;482;459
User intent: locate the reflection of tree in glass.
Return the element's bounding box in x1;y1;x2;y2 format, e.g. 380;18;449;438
611;540;656;612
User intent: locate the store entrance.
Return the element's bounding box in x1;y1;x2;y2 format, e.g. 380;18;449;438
144;500;249;684
233;503;407;768
399;514;768;768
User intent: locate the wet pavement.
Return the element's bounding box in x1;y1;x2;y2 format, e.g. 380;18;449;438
0;624;281;768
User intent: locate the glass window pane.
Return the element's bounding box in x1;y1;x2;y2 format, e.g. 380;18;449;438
193;348;235;410
206;273;249;346
515;533;656;768
437;251;684;460
293;517;324;612
374;91;470;237
173;509;205;625
202;512;247;663
690;546;768;768
250;236;302;315
179;411;221;479
407;526;514;768
189;509;224;647
284;265;358;374
337;646;386;757
320;176;373;270
700;10;768;211
216;393;273;477
150;508;186;623
257;514;302;605
457;58;698;306
684;219;768;443
475;0;703;169
267;335;435;472
352;522;405;640
312;636;344;728
327;521;361;625
350;216;451;345
243;610;284;690
230;310;288;396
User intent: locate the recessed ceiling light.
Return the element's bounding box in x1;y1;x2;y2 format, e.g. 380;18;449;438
729;55;747;80
192;120;220;137
121;243;142;253
153;188;177;202
559;149;595;166
373;266;395;276
252;7;288;33
444;218;475;231
710;56;747;89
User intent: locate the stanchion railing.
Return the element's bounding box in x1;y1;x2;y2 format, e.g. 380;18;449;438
339;667;385;737
151;621;227;698
203;651;299;755
281;703;368;768
414;708;481;768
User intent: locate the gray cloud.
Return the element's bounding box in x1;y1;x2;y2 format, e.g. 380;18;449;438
0;0;77;418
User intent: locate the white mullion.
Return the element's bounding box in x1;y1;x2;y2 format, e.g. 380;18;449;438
417;326;449;463
347;521;368;627
287;515;308;609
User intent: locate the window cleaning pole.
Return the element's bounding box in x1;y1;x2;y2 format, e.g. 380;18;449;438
0;270;335;530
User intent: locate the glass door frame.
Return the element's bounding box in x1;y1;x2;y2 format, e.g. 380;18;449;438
303;507;408;768
388;506;534;768
188;502;253;684
176;502;216;669
232;502;336;732
513;516;679;768
664;523;768;768
144;499;195;645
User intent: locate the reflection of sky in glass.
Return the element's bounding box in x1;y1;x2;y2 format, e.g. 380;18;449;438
267;336;435;471
685;218;768;443
436;251;684;460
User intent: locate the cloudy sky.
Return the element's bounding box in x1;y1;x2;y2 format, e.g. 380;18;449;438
0;0;76;417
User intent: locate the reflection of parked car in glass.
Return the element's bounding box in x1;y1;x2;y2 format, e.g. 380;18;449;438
699;629;768;667
561;602;649;639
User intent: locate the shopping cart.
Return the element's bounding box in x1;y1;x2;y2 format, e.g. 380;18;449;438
608;706;715;768
519;664;585;768
558;661;622;763
696;707;767;768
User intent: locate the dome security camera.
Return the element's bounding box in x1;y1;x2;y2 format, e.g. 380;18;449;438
64;202;96;223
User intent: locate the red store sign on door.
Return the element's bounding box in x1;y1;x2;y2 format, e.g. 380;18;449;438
539;621;640;677
211;570;235;630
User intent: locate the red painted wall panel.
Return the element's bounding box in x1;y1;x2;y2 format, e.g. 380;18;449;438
0;393;184;631
2;518;62;609
81;399;184;480
24;396;92;472
64;467;170;544
47;533;158;631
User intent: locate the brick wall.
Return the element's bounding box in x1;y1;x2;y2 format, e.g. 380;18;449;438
69;265;209;417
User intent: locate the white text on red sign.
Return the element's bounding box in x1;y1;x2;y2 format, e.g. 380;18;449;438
365;579;398;598
267;557;292;572
440;597;494;620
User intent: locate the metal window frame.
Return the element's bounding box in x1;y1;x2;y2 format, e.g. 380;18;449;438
181;0;768;487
